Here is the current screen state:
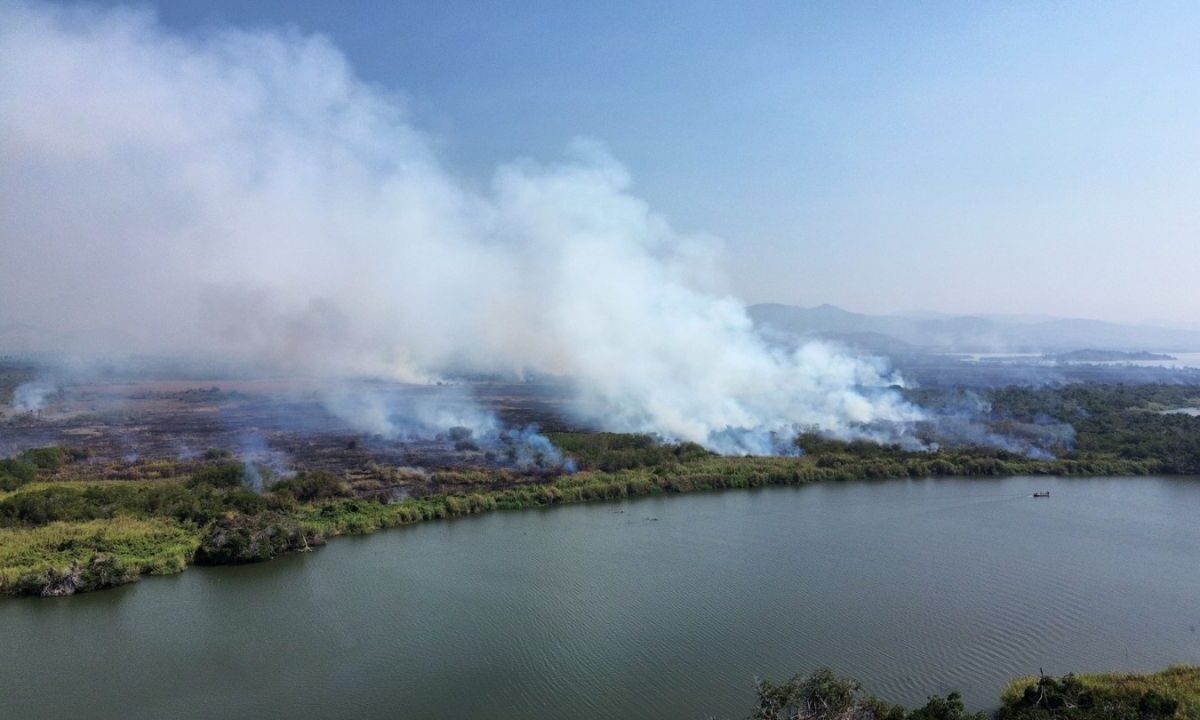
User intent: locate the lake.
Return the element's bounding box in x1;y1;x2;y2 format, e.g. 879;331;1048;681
3;475;1199;719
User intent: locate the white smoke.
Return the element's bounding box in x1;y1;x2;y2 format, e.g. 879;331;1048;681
0;1;923;453
11;379;57;413
319;383;502;439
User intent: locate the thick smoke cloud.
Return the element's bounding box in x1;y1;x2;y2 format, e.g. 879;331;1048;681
0;1;922;453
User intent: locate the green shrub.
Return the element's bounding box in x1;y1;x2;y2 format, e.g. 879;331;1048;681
269;471;353;504
909;692;985;720
0;458;36;491
751;668;905;720
0;482;267;527
193;512;322;565
186;462;246;489
546;432;714;471
18;446;68;471
748;669;987;720
202;448;233;461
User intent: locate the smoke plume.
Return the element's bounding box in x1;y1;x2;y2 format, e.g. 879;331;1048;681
11;379;57;413
0;1;922;453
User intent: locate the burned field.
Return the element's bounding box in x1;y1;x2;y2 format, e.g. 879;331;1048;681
0;377;581;498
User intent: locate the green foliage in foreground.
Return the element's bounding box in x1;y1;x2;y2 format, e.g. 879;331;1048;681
747;668;1200;720
1000;667;1200;719
750;668;985;720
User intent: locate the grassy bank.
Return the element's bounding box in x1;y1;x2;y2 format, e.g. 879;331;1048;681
745;667;1200;719
0;517;198;595
1000;666;1200;719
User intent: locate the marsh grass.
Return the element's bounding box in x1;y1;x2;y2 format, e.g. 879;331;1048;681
1001;666;1200;719
0;517;201;593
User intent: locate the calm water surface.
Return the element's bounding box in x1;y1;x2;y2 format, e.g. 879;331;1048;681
3;476;1199;719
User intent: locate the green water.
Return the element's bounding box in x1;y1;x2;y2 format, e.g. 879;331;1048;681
3;476;1199;719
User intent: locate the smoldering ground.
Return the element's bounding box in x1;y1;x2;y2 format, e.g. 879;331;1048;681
0;373;580;482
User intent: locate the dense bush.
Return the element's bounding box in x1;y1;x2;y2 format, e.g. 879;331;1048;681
0;482;267;527
186;462;247;489
0;457;36;491
973;385;1200;473
193;512;322;565
547;432;712;471
268;471;353;504
0;446;73;491
909;693;986;720
19;446;69;471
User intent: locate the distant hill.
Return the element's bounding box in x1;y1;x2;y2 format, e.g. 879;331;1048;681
1047;350;1176;362
749;303;1200;353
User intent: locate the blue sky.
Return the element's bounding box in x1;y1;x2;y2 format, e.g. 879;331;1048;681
100;1;1200;325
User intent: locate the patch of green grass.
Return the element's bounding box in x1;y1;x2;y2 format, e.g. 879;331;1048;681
1001;666;1200;719
0;517;201;594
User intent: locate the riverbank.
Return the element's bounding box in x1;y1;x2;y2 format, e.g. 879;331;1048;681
0;441;1170;597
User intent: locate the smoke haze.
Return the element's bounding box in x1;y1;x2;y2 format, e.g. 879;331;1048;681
0;1;921;453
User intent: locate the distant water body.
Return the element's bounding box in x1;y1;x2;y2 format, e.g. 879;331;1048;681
959;351;1200;369
3;476;1199;719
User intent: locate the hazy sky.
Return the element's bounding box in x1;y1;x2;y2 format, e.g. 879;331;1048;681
63;2;1200;325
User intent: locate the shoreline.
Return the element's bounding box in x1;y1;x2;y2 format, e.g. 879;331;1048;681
0;456;1178;598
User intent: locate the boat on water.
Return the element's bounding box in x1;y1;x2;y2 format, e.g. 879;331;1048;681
1033;491;1051;498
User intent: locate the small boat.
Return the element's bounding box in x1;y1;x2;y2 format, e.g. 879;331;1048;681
1032;491;1050;498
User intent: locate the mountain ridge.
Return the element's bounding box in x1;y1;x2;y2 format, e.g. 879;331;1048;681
748;303;1200;353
